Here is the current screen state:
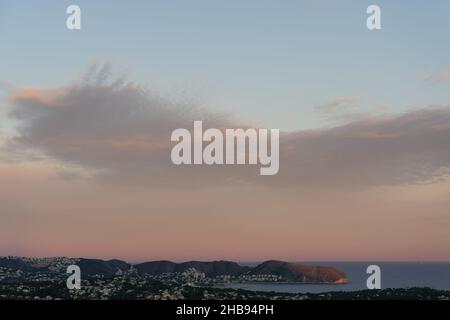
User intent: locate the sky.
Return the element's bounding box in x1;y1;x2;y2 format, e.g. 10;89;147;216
1;1;450;262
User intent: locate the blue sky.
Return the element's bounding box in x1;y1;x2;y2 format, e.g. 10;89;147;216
1;0;450;130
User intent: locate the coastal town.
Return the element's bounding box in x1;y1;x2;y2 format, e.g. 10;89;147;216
1;256;450;300
0;257;300;300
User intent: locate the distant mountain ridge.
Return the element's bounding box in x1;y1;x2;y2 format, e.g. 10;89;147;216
0;257;347;283
135;260;249;277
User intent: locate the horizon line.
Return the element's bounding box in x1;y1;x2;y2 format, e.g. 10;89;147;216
3;255;450;264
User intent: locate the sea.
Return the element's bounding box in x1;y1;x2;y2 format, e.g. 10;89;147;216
216;262;450;294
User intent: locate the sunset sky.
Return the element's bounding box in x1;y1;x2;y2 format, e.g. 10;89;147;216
1;0;450;262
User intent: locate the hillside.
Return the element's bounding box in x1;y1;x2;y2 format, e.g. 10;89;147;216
0;257;346;283
135;260;250;276
249;260;348;283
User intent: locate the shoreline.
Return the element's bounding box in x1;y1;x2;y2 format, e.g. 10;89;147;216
214;281;348;286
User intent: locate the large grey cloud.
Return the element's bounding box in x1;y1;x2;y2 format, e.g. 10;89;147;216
5;65;450;189
6;65;256;186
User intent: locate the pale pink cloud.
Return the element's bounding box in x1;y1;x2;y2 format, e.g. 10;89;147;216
12;88;64;107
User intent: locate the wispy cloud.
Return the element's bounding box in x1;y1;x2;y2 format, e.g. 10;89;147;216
316;96;359;114
315;96;391;122
424;69;450;84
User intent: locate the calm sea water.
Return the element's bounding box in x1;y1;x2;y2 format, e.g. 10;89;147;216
217;262;450;294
